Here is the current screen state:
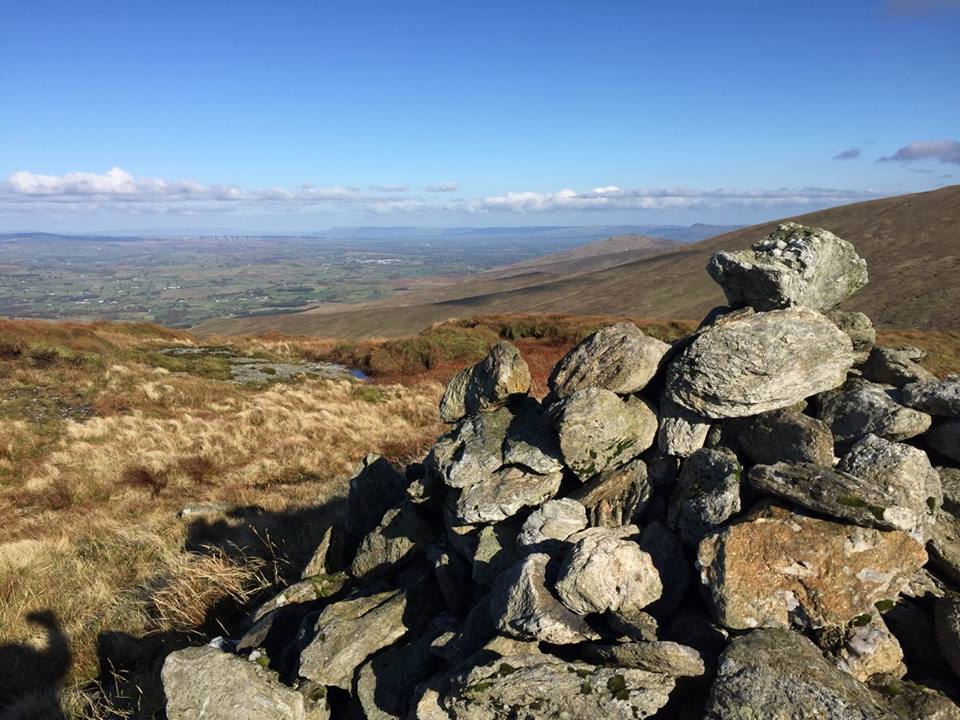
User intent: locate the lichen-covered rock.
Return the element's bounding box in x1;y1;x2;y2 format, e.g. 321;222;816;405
551;388;657;481
548;322;670;398
926;420;960;463
346;455;407;548
470;521;520;586
429;408;512;490
697;505;927;630
830;610;905;682
162;646;317;720
935;596;960;681
298;590;409;689
516;498;587;554
860;346;937;387
578;640;705;677
665;306;854;419
902;378;960;417
554;526;662;616
818;378;932;445
736;408;834;466
942;466;960;515
667;447;742;546
566;457;651;528
706;222;868;312
351;503;436;579
489;553;598;644
704;629;896;720
251;574;347;623
450;465;563;525
438;653;677;720
439;341;531;423
656;395;712;457
869;677;960;720
826;309;876;362
930;510;960;587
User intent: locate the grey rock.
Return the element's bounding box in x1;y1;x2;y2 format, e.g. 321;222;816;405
664;611;730;656
837;434;942;539
298;589;409;689
301;525;335;579
706;222;868;312
930;510;960;585
471;521;520;586
578;640;706;677
251;574;347;623
500;400;564;475
818;378;933;445
351;503;436;579
607;607;661;642
162;646;315;720
639;521;690;619
832;610;906;682
356;633;440;720
656;395;712;457
666;306;854;419
935;596;960;681
346;455;407;547
548;322;670;398
667;447;742;546
429;408;512;490
567;457;651;528
438;652;676;720
489;553;599;644
516;498;588;554
554;526;662;616
551;387;657;481
941;466;960;515
826;309;876;362
869;677;960;720
737;408;834;466
451;465;563;525
861;346;938;387
645;450;679;488
903;378;960;417
927;420;960;463
704;629;896;720
426;545;472;616
439;341;531;423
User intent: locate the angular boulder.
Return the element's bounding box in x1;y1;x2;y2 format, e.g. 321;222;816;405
516;498;588;554
697;505;926;630
833;610;905;682
548;322;669;398
450;465;563;525
902;377;960;417
930;511;960;586
736;408;834;466
656;395;712;457
706;222;868;312
704;629;896;720
439;341;531;423
665;306;854;419
926;420;960;463
578;640;705;677
346;455;407;547
667;447;742;546
860;346;937;387
351;503;436;579
826;309;876;362
818;378;932;445
551;388;657;481
935;596;960;681
566;457;651;528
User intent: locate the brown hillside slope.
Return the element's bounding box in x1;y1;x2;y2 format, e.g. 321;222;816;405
197;186;960;338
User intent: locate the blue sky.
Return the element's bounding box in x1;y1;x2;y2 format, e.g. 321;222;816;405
0;0;957;231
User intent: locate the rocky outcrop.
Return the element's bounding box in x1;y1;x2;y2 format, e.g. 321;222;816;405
163;227;960;720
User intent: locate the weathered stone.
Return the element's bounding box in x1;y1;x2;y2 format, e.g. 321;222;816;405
451;465;563;525
832;610;906;682
548;322;670;398
667;447;742;546
301;525;335;579
567;457;651;528
351;503;436;579
826;309;876;362
666;306;854;419
579;640;705;677
439;341;531;423
356;633;440;720
555;526;662;616
935;596;960;681
706;222;868;312
704;629;896;720
861;346;938;387
697;505;927;630
639;521;690;619
471;521;520;586
819;378;933;445
837;434;942;538
439;653;676;720
426;544;472;616
500;400;564;475
737;408;834;466
346;455;407;546
656;395;712;457
429;408;512;490
551;388;657;481
942;467;960;515
162;646;316;720
869;677;960;720
489;553;598;644
927;420;960;463
298;590;409;689
251;574;347;623
645;450;679;488
903;378;960;418
607;606;661;642
516;498;587;554
930;502;960;574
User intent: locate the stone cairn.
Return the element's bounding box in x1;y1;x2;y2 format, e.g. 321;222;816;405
162;222;960;719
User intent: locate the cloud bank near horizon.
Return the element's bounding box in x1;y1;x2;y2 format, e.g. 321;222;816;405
0;166;908;218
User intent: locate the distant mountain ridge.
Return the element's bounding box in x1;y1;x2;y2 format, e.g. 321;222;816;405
194;185;960;338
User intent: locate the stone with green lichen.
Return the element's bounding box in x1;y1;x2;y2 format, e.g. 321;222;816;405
667;447;742;546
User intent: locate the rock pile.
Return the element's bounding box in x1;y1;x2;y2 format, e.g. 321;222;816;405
162;223;960;719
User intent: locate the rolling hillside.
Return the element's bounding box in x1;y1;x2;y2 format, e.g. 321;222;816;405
196;185;960;338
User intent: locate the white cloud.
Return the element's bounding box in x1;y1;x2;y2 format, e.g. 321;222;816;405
0;167;888;217
423;182;460;192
